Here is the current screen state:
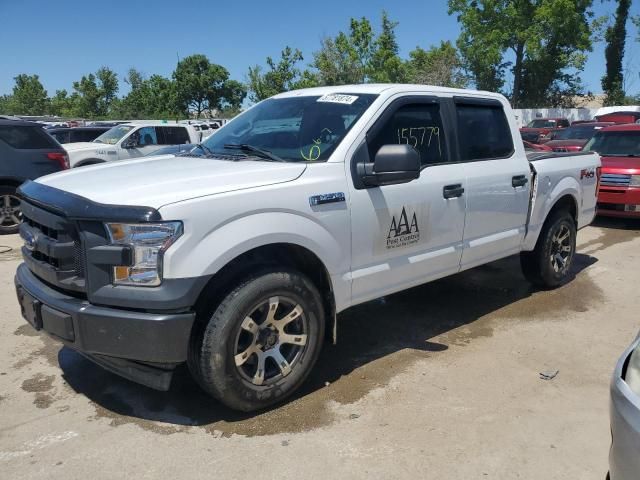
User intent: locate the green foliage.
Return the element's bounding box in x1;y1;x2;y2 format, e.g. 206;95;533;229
312;12;406;85
11;74;48;115
48;89;74;117
449;0;594;107
601;0;631;106
406;41;469;88
173;54;246;117
0;95;14;114
247;47;318;102
115;70;181;119
70;67;119;118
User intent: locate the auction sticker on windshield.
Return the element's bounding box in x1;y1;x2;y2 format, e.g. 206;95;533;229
317;94;359;105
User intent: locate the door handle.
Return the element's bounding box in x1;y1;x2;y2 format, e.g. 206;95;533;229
512;175;528;188
443;184;464;199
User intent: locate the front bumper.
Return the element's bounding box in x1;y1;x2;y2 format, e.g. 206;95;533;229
15;263;195;390
598;187;640;218
609;338;640;480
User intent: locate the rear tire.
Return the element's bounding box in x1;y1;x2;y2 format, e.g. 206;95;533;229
188;269;325;412
0;185;22;235
520;209;576;288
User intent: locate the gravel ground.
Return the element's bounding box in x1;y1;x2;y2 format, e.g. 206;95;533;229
0;218;638;479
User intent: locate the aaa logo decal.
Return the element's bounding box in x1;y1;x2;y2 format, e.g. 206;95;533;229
386;207;420;249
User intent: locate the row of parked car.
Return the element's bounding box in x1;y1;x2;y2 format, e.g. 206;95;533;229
521;112;640;220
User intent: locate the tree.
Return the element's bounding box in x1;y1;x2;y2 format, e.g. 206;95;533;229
449;0;594;107
369;12;406;83
48;89;74;117
602;0;632;106
71;73;100;117
247;47;318;102
96;67;119;116
312;12;406;85
116;70;182;119
173;54;246;117
11;74;48;115
406;41;469;88
0;95;15;114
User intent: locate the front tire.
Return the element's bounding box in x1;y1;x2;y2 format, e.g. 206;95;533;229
188;269;325;412
520;209;576;288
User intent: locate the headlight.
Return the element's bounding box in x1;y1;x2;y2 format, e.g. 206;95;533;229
625;343;640;397
630;175;640;187
105;222;182;286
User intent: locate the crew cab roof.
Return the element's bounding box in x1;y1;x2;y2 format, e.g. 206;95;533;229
272;83;506;101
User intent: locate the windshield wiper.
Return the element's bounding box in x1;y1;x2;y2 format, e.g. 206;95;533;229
194;143;215;156
223;143;286;162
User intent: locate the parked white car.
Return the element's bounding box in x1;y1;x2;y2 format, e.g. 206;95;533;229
16;84;600;412
63;122;200;167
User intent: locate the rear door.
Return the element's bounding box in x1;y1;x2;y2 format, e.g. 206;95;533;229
454;98;531;269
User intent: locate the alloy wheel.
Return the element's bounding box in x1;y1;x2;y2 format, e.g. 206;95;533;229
233;296;308;386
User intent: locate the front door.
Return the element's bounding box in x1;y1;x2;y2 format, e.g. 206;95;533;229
120;126;161;159
348;96;467;305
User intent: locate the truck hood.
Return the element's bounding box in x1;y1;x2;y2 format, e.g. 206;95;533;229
63;142;104;152
35;155;307;209
600;155;640;173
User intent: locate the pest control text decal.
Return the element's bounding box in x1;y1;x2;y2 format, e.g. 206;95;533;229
386;206;420;250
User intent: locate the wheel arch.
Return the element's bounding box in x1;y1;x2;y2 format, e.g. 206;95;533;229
74;158;106;168
523;177;580;251
193;242;338;344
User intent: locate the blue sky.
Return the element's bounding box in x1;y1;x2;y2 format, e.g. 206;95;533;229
1;0;639;98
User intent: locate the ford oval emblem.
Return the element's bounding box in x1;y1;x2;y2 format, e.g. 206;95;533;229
23;229;36;251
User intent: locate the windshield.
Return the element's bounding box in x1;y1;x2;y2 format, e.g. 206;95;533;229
527;119;557;128
93;125;134;145
584;131;640;156
201;93;378;162
553;125;598;140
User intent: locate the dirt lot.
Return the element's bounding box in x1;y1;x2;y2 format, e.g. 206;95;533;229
1;218;639;479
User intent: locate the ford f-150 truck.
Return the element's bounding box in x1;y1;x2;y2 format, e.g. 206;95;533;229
14;85;600;412
64;122;200;167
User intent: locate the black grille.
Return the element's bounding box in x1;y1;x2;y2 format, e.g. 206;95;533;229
19;200;86;293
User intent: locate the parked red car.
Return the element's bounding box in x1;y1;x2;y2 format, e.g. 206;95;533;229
544;122;614;152
584;124;640;218
595;111;640;124
520;118;570;144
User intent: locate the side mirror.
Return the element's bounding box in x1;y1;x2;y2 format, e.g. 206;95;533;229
121;136;137;149
359;144;421;187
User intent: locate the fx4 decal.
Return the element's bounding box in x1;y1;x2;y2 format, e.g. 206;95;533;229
580;168;595;179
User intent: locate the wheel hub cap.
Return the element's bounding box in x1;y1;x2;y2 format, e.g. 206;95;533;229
550;224;572;274
233;296;308;386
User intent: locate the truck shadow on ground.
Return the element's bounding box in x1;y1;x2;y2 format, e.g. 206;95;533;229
58;252;600;434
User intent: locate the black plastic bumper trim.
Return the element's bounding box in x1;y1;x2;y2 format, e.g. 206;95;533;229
16;263;195;364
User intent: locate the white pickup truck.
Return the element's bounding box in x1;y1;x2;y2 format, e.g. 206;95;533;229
15;85;600;412
63;122;200;167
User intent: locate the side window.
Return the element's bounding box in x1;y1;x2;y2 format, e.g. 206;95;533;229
369;103;447;166
455;104;513;161
158;127;190;145
51;131;69;143
136;127;158;146
0;126;60;149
